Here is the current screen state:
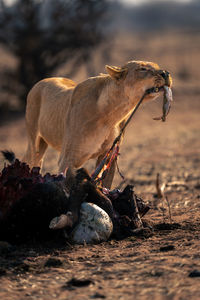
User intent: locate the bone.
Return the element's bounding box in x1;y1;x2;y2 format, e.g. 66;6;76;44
49;212;73;230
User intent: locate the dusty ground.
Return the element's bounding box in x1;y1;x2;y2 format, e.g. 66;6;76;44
0;87;200;299
0;30;200;300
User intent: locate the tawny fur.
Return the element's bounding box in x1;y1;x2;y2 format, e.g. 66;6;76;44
24;60;171;188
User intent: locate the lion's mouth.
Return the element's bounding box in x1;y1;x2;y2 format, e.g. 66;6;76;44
148;71;172;95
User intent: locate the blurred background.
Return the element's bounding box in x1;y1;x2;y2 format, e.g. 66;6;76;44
0;0;199;188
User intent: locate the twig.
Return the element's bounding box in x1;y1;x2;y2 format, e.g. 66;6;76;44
161;201;166;223
132;193;143;228
156;173;165;198
155;173;173;223
165;195;172;223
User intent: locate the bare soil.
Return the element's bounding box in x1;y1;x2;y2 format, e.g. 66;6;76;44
0;89;200;299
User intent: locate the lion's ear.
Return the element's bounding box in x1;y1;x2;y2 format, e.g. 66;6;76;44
105;65;128;80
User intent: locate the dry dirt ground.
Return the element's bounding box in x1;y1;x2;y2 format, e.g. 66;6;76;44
0;87;200;300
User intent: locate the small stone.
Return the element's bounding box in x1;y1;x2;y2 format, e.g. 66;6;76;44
90;292;106;298
44;258;63;267
194;183;200;189
188;270;200;277
150;270;163;277
160;245;175;252
64;277;94;288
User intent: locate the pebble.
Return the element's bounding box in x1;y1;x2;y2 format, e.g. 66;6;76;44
44;257;63;267
188;270;200;278
63;277;94;288
160;245;175;252
90;292;106;298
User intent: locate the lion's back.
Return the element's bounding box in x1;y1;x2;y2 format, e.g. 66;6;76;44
26;77;76;118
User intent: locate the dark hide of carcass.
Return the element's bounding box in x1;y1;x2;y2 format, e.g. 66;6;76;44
0;152;150;243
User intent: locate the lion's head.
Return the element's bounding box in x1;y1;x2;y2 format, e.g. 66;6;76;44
106;60;172;102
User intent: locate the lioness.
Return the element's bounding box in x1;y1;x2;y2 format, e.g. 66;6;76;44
24;60;172;188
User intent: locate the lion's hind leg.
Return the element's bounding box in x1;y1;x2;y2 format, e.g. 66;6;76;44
23;139;33;167
34;136;48;169
23;135;48;169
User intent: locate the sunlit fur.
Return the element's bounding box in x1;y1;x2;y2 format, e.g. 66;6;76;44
24;60;171;187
